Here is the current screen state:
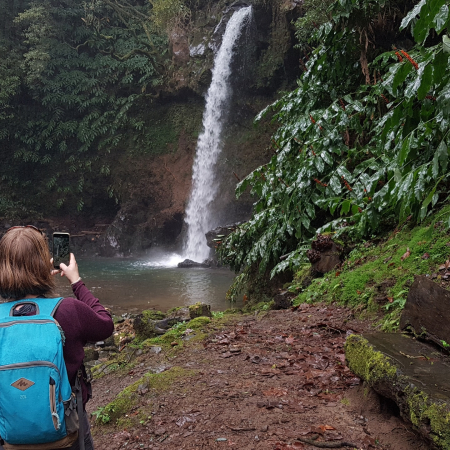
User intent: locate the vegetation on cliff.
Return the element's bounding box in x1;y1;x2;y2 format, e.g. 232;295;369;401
219;0;450;285
0;0;296;220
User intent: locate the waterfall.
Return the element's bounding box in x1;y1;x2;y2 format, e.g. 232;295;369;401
184;6;253;262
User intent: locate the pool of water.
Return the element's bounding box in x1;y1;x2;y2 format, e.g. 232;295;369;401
53;251;238;315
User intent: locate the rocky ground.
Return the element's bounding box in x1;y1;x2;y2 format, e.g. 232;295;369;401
87;304;430;450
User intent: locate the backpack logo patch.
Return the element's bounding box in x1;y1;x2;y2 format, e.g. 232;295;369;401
11;378;35;391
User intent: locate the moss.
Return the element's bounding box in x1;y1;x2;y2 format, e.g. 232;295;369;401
166;306;185;314
244;300;275;312
142;310;166;321
188;316;211;328
346;334;450;448
406;390;450;447
95;367;196;425
344;335;397;383
290;205;450;329
223;308;243;315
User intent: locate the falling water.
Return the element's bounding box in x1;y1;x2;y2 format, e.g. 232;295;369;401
184;6;253;262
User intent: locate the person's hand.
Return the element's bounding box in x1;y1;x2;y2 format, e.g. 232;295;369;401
50;258;60;276
59;253;81;285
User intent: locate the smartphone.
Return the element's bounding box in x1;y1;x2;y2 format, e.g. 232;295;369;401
53;232;70;269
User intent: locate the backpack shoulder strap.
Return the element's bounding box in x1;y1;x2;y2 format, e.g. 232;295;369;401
0;297;63;317
32;297;64;317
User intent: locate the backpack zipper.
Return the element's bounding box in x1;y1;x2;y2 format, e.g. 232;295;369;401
0;319;55;328
0;361;60;372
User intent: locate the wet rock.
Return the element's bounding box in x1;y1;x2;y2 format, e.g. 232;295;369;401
308;235;342;275
400;275;450;349
155;317;184;331
189;302;212;319
178;259;211;268
83;348;99;362
133;310;167;340
345;333;450;450
170;29;190;66
205;223;242;249
167;307;191;322
104;334;117;348
273;290;294;310
133;310;187;339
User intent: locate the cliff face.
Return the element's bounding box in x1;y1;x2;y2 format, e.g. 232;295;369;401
98;0;302;256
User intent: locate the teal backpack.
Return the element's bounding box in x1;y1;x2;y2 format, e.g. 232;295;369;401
0;298;79;449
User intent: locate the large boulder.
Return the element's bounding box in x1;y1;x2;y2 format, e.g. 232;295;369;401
400;275;450;349
307;234;342;275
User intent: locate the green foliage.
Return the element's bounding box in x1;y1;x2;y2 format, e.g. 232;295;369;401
219;0;450;279
92;406;111;424
150;0;190;33
291;205;450;330
225;270;248;302
294;0;334;49
0;0;170;214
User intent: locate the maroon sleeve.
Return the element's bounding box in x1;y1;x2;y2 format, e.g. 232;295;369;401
54;280;114;403
70;280;114;342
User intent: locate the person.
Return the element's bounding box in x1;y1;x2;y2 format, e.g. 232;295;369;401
0;225;114;450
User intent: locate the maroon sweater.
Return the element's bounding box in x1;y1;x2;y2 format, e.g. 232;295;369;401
53;280;114;405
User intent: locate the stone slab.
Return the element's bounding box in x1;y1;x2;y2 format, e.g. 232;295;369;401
400;275;450;348
345;333;450;449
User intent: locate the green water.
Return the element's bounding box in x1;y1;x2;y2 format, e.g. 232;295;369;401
54;253;238;315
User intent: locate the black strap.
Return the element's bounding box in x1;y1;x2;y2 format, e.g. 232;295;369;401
74;370;86;450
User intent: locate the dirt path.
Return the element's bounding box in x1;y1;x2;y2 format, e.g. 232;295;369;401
88;304;429;450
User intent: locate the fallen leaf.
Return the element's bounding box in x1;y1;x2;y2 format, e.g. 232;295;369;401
422;253;430;260
263;387;288;397
320;425;336;431
387;296;393;303
285;335;295;345
400;247;411;261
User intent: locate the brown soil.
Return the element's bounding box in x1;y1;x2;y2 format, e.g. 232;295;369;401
88;305;430;450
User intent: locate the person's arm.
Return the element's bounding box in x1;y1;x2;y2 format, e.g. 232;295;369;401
58;253;114;339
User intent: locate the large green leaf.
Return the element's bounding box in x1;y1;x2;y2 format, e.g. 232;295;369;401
417;63;434;100
435;5;449;33
413;0;447;43
392;62;413;95
444;35;450;54
400;0;426;31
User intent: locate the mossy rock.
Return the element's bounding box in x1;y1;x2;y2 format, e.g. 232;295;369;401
83;347;99;363
345;333;450;449
142;310;166;321
188;302;212;319
188;316;211;329
133;310;167;340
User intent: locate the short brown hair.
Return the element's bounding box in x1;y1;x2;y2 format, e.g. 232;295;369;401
0;227;55;300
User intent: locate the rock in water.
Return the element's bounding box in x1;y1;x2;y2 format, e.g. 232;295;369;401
178;259;211;268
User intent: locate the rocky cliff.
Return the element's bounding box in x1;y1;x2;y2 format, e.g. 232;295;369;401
96;0;302;256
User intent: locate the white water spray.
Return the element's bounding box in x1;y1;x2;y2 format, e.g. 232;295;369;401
184;6;252;262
